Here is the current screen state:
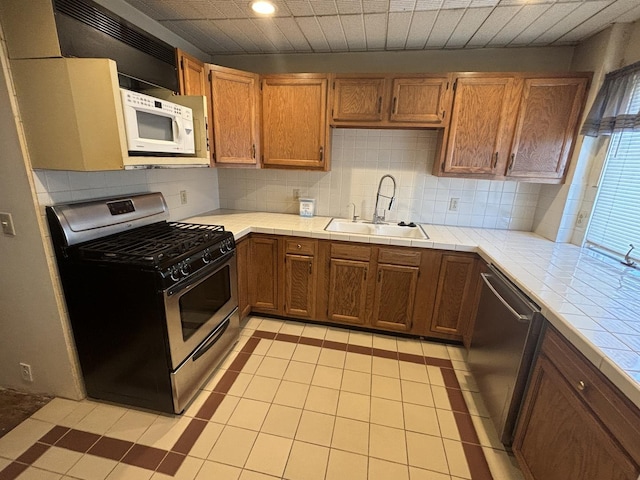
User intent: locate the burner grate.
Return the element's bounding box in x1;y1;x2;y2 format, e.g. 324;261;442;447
77;222;226;265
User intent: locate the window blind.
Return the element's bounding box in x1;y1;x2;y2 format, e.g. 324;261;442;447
585;75;640;262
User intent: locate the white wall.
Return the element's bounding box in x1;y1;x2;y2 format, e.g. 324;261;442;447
219;129;540;230
212;46;575;74
0;24;83;399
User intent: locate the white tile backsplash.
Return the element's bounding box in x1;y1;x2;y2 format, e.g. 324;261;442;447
219;129;541;230
33;167;220;221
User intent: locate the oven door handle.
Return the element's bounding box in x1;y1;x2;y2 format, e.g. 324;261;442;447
192;315;230;362
167;251;235;297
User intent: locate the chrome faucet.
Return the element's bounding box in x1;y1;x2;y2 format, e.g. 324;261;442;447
372;174;397;224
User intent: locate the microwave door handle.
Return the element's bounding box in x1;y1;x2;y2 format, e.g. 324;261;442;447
173;118;181;140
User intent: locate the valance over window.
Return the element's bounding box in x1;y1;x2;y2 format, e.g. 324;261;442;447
581;61;640;137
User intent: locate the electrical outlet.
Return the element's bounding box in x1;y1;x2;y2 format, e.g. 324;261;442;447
0;212;16;236
449;198;459;212
576;210;588;227
20;363;33;382
180;190;188;205
293;189;300;200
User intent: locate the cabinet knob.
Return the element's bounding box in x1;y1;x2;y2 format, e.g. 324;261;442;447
577;380;586;391
297;244;302;249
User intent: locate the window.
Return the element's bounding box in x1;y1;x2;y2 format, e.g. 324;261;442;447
585;74;640;263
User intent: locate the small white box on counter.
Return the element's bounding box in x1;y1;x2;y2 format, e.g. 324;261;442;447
299;198;316;217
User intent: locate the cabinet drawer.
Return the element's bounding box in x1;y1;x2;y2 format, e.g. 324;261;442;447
378;248;421;266
330;243;371;261
285;238;316;256
541;327;640;465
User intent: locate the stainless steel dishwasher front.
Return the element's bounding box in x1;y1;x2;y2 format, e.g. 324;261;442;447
467;263;542;449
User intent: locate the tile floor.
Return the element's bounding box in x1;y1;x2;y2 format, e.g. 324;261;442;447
0;316;524;480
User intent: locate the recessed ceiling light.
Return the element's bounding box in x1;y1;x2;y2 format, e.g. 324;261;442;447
251;0;276;15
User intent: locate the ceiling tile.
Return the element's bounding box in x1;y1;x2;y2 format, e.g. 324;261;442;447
469;0;499;7
310;0;340;16
363;1;391;14
445;7;492;48
415;0;443;10
191;2;226;18
317;15;348;51
442;0;473;8
130;1;180;21
253;18;295;51
168;20;233;52
390;0;418;12
273;17;313;51
466;5;521;47
340;14;367;51
295;16;332;51
426;8;466;48
364;13;388;49
214;19;263;52
486;4;552;47
387;11;413;49
228;18;278;52
510;2;581;46
283;0;315;16
530;1;610;45
557;0;640;43
335;0;364;14
405;10;438;48
207;0;246;18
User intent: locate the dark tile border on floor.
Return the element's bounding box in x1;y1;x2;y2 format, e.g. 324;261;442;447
0;329;496;479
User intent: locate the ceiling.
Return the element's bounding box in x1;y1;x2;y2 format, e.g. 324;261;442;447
122;0;640;55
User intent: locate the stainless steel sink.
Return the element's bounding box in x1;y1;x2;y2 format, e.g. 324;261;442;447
324;218;429;239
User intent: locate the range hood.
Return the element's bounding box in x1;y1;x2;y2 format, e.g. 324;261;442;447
53;0;179;92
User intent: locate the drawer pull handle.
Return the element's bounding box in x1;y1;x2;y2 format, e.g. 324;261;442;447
297;244;302;249
577;380;586;391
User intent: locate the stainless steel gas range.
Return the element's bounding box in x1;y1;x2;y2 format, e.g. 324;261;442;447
46;192;239;414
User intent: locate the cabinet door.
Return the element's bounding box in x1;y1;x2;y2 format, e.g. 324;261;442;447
430;253;478;339
284;254;316;319
327;259;369;325
507;77;588;181
248;237;280;313
390;77;448;125
262;75;329;170
176;49;206;96
332;77;386;122
372;264;418;332
513;355;638;480
210;67;259;165
236;238;251;320
443;76;515;175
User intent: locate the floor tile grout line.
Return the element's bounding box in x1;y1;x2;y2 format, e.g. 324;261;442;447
0;324;495;479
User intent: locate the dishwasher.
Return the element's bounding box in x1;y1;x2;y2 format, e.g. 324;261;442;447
468;263;543;449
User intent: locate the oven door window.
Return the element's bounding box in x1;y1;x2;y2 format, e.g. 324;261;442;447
179;265;231;341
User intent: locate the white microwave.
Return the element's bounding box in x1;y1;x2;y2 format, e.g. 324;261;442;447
120;89;196;155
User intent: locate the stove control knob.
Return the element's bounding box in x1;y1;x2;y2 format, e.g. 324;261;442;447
170;267;181;282
180;262;192;276
202;250;212;264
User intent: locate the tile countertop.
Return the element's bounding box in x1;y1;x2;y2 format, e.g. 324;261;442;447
186;210;640;409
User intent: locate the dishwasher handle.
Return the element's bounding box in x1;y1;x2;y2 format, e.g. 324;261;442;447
481;273;533;323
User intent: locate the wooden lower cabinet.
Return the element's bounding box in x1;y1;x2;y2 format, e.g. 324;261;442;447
513;326;640;480
283;238;318;319
239;235;479;340
327;258;369;325
429;253;481;340
248;236;281;314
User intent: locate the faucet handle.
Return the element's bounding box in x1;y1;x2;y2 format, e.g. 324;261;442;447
352;215;359;222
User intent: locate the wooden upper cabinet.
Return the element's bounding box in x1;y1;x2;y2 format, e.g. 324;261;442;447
176;49;206;96
390;77;448;125
261;74;330;170
332;77;386;122
330;74;450;127
441;75;516;175
209;65;259;166
506;76;588;181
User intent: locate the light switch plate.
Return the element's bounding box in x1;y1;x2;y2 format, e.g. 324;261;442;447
0;212;16;236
